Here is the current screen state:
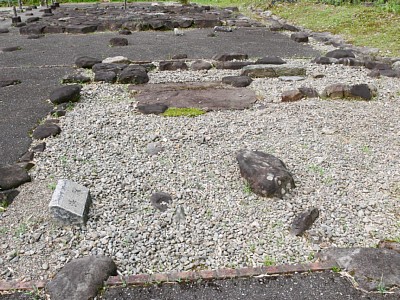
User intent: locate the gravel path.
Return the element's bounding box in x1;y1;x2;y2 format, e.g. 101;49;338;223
1;55;399;281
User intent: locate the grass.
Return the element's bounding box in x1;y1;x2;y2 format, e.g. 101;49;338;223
162;107;206;117
331;266;342;273
243;181;253;194
263;255;275;266
270;1;400;57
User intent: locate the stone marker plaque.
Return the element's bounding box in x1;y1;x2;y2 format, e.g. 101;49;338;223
49;179;91;225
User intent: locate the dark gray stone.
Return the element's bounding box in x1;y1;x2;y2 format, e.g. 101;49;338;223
214;61;253;70
349;84;373;100
49;85;81;104
1;46;21;52
49;179;91;225
18;151;34;162
159;61;188;71
191;60;213;71
75;56;102;68
312;56;338;65
212;53;248;61
0;79;21;88
46;256;117;300
281;89;304;102
222;75;253;87
325;49;355;59
32;123;61;140
298;87;319;98
137;103;169;115
92;63;127;75
241;65;306;78
94;71;117;83
109;37;128;47
62;74;91;84
119;29;132;35
236;150;295;198
150;192;172;212
337;58;364;66
32;142;46;153
321;84;351;99
290;207;319;236
291;32;308;43
255;56;286;65
317;247;400;292
0;28;9;34
0;189;19;207
65;25;97;34
0;164;31;190
19;24;46;35
26;17;40;23
118;67;149;84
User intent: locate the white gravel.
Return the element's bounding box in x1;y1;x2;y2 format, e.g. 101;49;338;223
0;58;399;282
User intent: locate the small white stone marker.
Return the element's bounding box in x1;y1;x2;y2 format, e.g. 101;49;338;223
49;179;91;225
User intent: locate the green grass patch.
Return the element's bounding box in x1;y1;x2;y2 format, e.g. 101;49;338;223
162;107;206;117
271;1;400;57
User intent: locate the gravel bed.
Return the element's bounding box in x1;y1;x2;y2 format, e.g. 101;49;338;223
0;61;399;282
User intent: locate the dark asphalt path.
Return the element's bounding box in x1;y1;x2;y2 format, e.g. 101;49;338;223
0;8;320;166
100;271;397;300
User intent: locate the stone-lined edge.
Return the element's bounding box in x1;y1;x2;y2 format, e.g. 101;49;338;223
0;261;337;291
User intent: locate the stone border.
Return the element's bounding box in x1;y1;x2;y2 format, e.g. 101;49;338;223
0;261;337;292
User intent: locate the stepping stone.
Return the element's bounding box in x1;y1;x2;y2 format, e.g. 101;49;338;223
0;164;31;190
65;25;97;34
281;89;304;102
46;256;117;300
102;56;130;64
290;207;319;236
321;83;350;99
49;179;91;225
212;53;248;61
32;123;61;139
18;151;34;162
279;76;305;82
0;28;9;34
49;85;82;104
62;74;91;84
0;79;21;88
222;75;252;87
255;56;286;65
349;84;373;100
214;26;232;32
109;37;128;47
191;60;212;71
241;64;306;78
130;82;257;111
118;29;132;35
298;87;319;98
159;61;188;71
364;61;392;70
92;63;127;75
236;149;295;198
137;103;168;115
312;57;338;65
19;24;46;34
94;71;117;83
118;66;149;84
26;17;40;23
32;142;46;152
317;247;400;291
214;61;253;70
150;192;172;212
291;32;308;43
75;56;102;68
325;49;355;59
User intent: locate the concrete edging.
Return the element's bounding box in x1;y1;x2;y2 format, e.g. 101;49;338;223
0;261;338;292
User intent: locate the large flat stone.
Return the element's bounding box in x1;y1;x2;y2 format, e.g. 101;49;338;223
241;64;306;78
129;82;257;111
49;179;91;225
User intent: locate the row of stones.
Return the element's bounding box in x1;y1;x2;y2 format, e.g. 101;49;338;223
6;3;262;35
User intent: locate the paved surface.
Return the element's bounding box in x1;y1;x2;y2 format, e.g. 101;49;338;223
0;271;397;299
102;271;398;299
0;4;320;166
